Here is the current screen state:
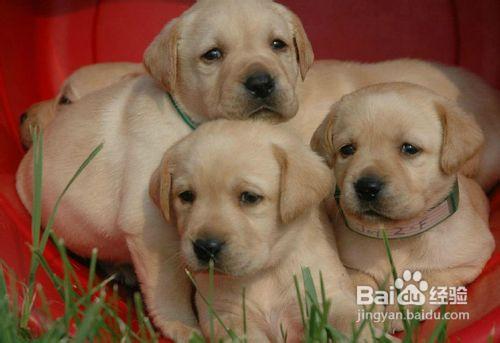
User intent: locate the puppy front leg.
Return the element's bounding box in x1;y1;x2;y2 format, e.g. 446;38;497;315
126;229;199;341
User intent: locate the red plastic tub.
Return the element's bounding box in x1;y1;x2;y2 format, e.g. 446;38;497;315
0;0;499;340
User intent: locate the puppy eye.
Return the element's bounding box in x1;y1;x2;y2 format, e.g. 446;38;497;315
339;144;356;158
401;143;421;156
201;48;223;61
271;39;287;50
240;191;263;205
58;95;72;105
178;190;195;203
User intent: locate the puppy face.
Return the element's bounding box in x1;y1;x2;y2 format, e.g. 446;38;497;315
144;0;313;122
19;63;144;149
311;83;484;227
150;120;331;276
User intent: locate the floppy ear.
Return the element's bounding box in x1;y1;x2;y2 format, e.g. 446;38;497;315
436;101;484;175
143;19;180;93
273;143;333;223
273;3;314;80
149;156;173;222
310;111;337;168
290;12;314;80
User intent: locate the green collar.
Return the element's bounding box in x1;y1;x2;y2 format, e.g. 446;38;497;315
334;180;460;239
167;93;198;130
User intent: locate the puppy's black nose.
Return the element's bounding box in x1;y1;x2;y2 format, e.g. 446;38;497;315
193;238;224;263
244;72;275;98
354;176;384;201
20;112;28;124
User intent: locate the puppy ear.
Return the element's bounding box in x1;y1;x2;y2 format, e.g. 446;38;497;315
57;82;77;104
143;19;180;93
273;4;314;80
273;143;333;223
149;156;173;222
310;110;336;167
436;101;484;175
290;12;314;80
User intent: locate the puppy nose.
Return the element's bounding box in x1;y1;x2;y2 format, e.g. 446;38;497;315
193;238;225;263
244;72;275;98
20;112;28;124
354;176;384;201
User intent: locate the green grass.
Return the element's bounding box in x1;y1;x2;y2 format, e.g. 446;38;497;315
0;131;157;342
0;130;456;342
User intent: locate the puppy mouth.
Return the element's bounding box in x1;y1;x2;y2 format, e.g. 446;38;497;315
194;266;228;276
347;202;394;222
247;106;287;122
248;106;277;116
360;209;392;221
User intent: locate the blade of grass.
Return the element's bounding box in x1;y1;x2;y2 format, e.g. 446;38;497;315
242;287;247;343
382;230;411;335
185;269;239;340
280;323;288;343
208;259;215;343
0;267;18;342
72;297;104;343
87;248;98;291
427;305;448;343
302;267;319;308
293;274;306;329
21;130;43;328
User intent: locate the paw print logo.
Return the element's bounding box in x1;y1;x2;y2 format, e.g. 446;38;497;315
395;270;428;306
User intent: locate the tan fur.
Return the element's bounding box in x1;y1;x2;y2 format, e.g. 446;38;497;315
16;1;499;339
436;101;484;175
287;59;500;190
16;2;315;339
272;144;332;223
271;2;314;80
149;158;173;222
143;19;179;93
151;120;358;340
142;0;310;122
20;62;144;148
312;83;495;331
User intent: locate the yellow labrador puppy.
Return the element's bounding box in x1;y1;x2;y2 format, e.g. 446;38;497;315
19;62;144;149
15;0;499;338
311;82;495;331
145;0;500;189
16;0;314;339
291;60;500;190
150;120;358;341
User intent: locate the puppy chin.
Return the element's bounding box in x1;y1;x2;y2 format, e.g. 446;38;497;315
342;194;426;226
246;107;292;123
222;259;265;277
